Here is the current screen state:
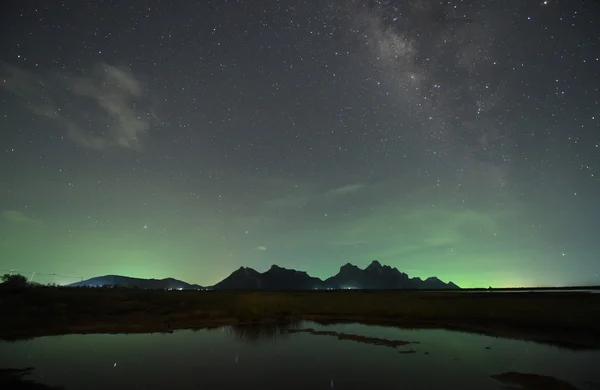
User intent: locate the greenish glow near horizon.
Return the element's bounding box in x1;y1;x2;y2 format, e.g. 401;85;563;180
1;183;596;288
1;1;599;289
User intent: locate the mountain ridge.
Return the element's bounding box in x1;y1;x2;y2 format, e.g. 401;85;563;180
68;275;202;290
70;261;460;290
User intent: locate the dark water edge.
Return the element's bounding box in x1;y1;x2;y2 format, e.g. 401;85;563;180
0;368;64;389
3;288;599;342
305;316;600;350
1;321;598;390
3;316;599;351
0;366;588;390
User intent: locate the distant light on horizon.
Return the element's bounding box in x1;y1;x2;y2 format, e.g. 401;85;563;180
1;0;598;288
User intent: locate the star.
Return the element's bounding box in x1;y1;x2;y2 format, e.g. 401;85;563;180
1;0;598;289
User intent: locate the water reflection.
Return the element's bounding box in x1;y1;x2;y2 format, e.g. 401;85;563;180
0;367;64;389
308;319;599;351
287;327;418;352
228;321;299;343
491;372;580;390
0;322;597;390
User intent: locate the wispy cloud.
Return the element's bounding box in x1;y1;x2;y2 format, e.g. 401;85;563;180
325;183;365;197
2;210;42;227
0;62;157;151
255;246;267;251
262;181;367;212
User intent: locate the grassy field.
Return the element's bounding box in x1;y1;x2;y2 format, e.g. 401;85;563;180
2;286;599;347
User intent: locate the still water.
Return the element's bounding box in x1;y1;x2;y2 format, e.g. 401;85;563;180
1;322;598;390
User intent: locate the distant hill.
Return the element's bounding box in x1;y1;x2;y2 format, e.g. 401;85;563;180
325;260;412;289
69;275;202;290
211;260;458;290
212;267;263;290
69;261;459;291
323;260;458;290
262;265;323;290
212;265;323;290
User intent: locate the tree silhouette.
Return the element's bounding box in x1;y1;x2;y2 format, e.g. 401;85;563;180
1;273;29;289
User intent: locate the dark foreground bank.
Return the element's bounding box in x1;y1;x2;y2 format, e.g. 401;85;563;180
1;287;599;348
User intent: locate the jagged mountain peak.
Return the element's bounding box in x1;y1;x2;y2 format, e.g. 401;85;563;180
70;262;459;291
69;275;201;289
340;262;359;270
267;265;307;274
367;260;382;269
235;266;258;274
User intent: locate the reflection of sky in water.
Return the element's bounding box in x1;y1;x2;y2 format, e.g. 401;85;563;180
0;322;597;390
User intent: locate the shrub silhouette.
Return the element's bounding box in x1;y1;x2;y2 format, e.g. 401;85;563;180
1;273;29;290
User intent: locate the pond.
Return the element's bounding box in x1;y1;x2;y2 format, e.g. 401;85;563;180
1;322;598;390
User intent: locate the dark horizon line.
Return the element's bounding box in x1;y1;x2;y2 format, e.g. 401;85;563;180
11;266;599;290
58;260;460;287
61;281;600;291
172;284;600;290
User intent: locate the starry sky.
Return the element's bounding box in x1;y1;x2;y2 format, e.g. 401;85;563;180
1;0;599;288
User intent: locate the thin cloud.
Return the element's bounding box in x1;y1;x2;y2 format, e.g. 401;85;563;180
255;246;267;251
2;210;42;227
325;183;365;197
262;182;366;212
0;62;157;151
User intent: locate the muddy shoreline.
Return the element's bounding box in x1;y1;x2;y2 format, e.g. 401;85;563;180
2;315;599;350
2;287;599;349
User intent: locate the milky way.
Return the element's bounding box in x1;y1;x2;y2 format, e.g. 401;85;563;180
0;0;598;287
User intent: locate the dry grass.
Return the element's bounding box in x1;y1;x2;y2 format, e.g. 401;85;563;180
1;286;599;344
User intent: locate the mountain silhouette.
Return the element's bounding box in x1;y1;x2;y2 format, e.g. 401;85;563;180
262;265;323;290
212;266;263;290
69;275;202;290
70;261;459;290
324;260;413;289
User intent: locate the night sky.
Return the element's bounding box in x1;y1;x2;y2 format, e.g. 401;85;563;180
1;0;599;288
